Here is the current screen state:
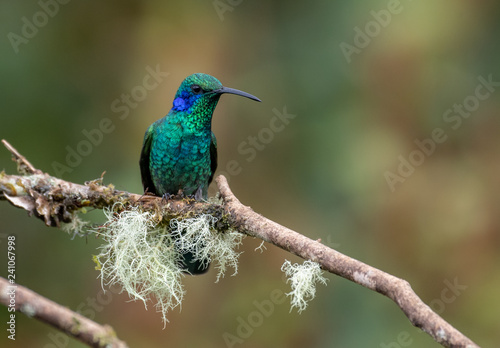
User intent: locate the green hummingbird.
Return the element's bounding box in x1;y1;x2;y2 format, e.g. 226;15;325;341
139;73;261;273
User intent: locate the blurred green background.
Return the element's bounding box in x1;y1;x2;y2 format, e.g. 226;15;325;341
1;1;499;347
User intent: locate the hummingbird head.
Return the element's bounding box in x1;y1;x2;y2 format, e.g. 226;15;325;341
171;73;261;123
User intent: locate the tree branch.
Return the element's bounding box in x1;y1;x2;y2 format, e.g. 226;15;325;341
0;277;128;347
216;175;478;348
0;139;480;348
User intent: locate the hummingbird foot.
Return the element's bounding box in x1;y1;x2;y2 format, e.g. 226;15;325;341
161;193;173;202
194;187;203;201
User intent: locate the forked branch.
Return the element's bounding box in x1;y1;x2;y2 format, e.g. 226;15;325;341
0;140;479;348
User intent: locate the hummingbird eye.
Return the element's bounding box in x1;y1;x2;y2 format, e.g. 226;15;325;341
191;84;203;94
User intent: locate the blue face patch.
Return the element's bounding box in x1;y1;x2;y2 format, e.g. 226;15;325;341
172;90;200;113
173;97;187;111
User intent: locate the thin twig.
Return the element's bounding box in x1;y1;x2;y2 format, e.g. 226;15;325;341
0;140;480;348
1;139;41;175
0;277;128;347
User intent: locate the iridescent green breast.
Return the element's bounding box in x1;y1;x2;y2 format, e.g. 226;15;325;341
149;115;213;198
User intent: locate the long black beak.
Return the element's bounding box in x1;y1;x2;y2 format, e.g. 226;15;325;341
215;86;261;102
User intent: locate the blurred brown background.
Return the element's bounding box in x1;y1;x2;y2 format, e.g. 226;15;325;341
1;1;499;347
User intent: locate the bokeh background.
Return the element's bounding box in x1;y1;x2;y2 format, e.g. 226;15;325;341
1;1;499;347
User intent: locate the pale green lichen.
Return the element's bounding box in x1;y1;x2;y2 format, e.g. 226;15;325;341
207;194;223;205
61;213;91;238
94;205;184;326
281;260;328;313
254;240;267;253
94;205;243;325
170;214;244;282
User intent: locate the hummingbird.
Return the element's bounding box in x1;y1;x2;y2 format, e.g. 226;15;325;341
139;73;261;274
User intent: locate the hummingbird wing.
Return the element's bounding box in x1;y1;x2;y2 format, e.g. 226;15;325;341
208;132;218;185
139;124;157;195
